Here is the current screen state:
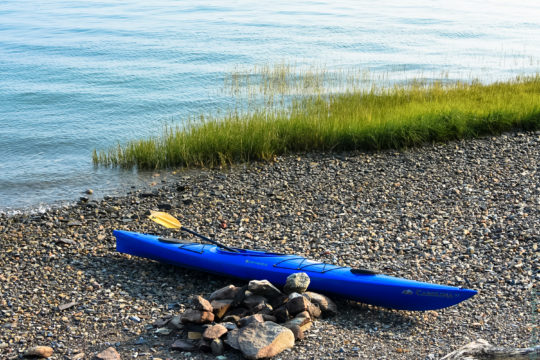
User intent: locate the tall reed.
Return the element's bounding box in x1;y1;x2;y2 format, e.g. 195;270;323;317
93;66;540;170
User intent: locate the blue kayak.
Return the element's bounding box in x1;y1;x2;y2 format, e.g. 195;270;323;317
114;230;477;311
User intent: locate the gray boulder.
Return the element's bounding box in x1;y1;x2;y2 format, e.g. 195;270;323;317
237;321;295;359
303;291;337;316
248;280;283;299
283;272;310;294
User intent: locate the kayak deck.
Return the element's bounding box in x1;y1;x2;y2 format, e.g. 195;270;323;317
114;230;477;311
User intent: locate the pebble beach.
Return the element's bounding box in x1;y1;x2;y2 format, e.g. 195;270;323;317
0;131;538;359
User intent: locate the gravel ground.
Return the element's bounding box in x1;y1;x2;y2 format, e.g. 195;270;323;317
0;132;539;359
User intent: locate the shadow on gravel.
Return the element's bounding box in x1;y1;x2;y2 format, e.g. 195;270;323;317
72;253;419;358
74;252;241;301
334;299;419;332
70;252;244;357
76;251;420;326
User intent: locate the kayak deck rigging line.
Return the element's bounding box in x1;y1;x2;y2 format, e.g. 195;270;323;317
273;257;347;273
177;243;208;254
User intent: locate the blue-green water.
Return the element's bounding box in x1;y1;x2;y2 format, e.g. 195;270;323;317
1;0;539;212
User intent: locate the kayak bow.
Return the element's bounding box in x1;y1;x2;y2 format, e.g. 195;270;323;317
114;230;477;311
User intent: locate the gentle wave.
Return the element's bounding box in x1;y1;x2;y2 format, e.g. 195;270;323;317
1;0;539;211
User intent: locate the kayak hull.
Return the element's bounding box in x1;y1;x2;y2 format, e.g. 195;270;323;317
114;230;476;311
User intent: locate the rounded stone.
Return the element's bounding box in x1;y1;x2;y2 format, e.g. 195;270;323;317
283;272;310;294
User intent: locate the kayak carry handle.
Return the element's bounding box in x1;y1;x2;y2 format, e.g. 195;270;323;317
158;237;189;244
351;268;379;275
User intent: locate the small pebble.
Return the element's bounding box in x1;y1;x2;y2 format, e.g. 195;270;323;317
0;131;538;360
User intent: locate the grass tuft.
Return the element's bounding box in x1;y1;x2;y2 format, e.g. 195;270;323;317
93;67;540;170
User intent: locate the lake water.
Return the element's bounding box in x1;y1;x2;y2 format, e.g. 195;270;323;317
1;0;539;212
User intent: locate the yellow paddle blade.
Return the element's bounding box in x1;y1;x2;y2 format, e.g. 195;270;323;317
148;211;181;229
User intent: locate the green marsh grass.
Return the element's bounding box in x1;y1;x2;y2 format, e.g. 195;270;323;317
93;67;540;169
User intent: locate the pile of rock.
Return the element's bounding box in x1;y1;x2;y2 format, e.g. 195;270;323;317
154;272;337;359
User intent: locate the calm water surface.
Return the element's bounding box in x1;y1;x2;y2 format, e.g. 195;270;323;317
1;0;539;212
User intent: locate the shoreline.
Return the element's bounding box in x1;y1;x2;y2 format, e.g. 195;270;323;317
1;131;538;359
0;168;184;217
94;75;540;170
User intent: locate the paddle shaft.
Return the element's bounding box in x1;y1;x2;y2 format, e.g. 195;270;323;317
180;226;239;253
